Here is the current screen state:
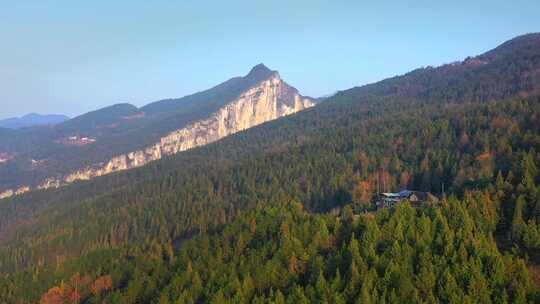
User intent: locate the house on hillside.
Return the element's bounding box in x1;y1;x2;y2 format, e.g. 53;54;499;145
376;190;438;209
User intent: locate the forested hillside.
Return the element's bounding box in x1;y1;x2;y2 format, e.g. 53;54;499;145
0;34;539;303
343;33;540;103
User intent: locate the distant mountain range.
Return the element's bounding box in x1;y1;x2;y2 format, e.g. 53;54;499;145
0;113;69;129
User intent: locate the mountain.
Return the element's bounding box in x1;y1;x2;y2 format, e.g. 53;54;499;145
141;63;278;115
0;113;69;129
339;32;540;103
0;34;539;303
0;64;315;199
58;103;141;133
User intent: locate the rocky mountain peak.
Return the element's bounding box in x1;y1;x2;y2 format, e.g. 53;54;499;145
246;63;279;81
0;64;314;200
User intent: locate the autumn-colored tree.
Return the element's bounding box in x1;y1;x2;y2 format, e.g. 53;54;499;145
68;290;81;304
289;255;299;274
90;275;113;296
352;180;373;208
399;171;412;189
40;287;65;304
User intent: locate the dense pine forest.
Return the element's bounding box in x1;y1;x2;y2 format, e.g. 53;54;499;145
0;34;539;303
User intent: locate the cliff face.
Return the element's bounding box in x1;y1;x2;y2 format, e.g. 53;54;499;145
0;72;314;199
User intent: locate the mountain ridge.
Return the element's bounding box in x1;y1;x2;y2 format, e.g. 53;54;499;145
140;63;279;115
0;64;314;199
0;113;69;129
338;32;540;103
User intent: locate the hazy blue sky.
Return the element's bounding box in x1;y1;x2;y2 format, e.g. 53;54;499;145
1;0;539;119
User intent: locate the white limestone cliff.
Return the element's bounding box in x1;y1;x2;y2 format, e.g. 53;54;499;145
0;73;314;199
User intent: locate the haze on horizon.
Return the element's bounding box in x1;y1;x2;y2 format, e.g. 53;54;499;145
1;0;539;120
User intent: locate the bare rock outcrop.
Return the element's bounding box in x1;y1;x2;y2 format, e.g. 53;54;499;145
0;72;314;199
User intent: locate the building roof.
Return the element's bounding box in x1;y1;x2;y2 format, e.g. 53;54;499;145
380;192;401;198
380;190;436;201
398;190;412;197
